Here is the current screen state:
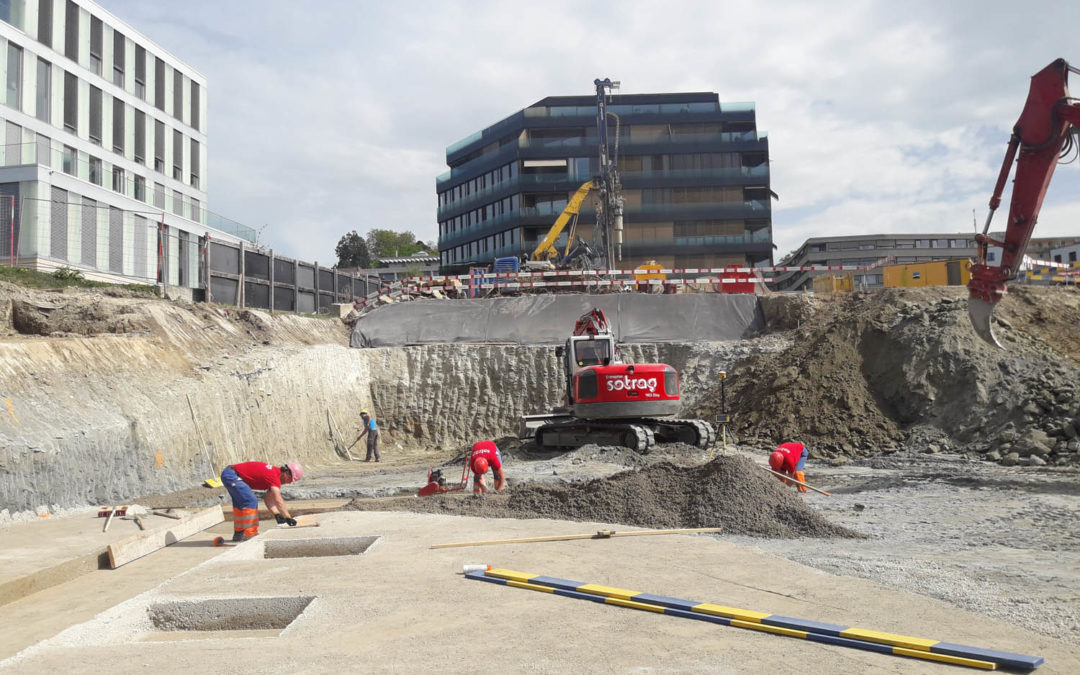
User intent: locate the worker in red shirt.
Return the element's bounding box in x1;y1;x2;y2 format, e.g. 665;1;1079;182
769;442;809;493
470;441;506;494
220;461;304;542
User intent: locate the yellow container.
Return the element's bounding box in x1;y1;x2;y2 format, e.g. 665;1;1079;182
812;273;854;293
883;259;971;288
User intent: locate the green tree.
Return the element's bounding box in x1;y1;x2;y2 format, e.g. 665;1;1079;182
335;230;371;268
366;229;427;262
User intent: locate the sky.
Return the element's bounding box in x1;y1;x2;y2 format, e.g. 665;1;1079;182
97;0;1080;264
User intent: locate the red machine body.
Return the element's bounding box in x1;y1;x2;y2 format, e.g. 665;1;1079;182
523;308;713;452
969;58;1080;347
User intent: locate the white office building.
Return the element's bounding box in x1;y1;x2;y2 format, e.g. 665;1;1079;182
0;0;251;290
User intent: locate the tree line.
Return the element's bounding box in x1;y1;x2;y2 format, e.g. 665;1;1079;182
335;229;436;269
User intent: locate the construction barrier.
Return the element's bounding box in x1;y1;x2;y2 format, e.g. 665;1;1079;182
466;568;1043;671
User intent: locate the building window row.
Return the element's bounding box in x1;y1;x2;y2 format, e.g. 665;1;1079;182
2;116;202;222
1;0;201;131
444;229;519;265
439;194;515;238
1;48;203;189
438;160;517;207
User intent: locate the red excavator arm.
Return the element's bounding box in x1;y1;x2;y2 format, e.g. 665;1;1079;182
573;308;611;336
969;58;1080;347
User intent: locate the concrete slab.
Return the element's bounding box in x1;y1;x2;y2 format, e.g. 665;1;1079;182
3;511;1076;673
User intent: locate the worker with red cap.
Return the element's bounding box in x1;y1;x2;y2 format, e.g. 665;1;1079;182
470;440;506;494
769;442;809;493
220;461;304;542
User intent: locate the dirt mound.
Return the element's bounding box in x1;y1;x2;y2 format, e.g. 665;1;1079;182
10;297;151;336
695;286;1080;466
342;454;860;538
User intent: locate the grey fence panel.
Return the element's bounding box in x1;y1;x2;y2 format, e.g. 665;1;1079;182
109;207;123;273
273;287;295;311
50;187;67;260
245;280;270;309
273;257;295;285
297;291;315;313
210;242;240;274
297;264;315;289
318;292;334;312
80;198;96;269
245;249;270;280
318;268;333;290
211;277;239;305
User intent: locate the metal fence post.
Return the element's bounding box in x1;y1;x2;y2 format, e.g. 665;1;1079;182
314;261;320;314
293;259;299;314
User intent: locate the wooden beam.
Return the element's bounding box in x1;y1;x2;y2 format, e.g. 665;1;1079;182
431;527;723;550
107;506;224;569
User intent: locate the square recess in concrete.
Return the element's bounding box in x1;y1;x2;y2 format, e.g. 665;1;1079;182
263;536;379;559
147;596;315;634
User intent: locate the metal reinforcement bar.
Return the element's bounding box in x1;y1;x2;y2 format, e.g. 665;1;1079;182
465;568;1043;671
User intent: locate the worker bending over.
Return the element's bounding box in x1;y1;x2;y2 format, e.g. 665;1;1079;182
769;442;809;493
220;461;303;542
470;440;506;494
354;409;380;462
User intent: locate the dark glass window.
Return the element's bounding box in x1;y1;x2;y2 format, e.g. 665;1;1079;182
37;0;52;48
154;57;164;111
113;30;125;86
172;129;182;180
112;97;124;153
134;110;145;163
35;58;49;122
63;71;77;132
89;16;102;75
172;70;182;120
88;155;101;185
134;44;145;98
190;81;199;130
0;0;26;29
189;138;199;188
6;43;21;109
154;119;164;172
88;86;102;143
64;0;78;60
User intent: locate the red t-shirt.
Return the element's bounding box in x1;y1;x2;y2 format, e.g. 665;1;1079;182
774;442;805;475
232;461;282;490
471;441;503;472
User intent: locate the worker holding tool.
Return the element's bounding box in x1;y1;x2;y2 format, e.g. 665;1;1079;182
220;461;303;542
470;440;506;494
769;441;809;493
354;409;380;462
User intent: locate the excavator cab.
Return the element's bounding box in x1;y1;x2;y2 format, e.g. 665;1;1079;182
574;338;612;367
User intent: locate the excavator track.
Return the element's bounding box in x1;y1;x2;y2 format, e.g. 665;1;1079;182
640;418;715;448
536;421;655;453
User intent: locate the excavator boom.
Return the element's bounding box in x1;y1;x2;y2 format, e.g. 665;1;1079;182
969;58;1080;347
531;180;596;262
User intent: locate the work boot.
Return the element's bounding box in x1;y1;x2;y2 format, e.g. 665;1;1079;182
231;530;247;542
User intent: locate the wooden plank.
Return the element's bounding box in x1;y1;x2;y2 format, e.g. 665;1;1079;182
430;527;723;549
107;506;224;569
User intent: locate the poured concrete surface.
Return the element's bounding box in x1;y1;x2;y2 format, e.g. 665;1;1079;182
3;511;1077;674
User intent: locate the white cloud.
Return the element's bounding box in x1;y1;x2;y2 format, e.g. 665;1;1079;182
99;0;1080;264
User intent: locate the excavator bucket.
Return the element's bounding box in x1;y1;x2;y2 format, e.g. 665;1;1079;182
967;297;1004;350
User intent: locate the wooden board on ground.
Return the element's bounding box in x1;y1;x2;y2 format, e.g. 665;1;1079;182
278;514;319;529
107;506;224;569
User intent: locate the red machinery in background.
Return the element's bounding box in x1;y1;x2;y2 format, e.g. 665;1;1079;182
969;58;1080;347
521;308;714;452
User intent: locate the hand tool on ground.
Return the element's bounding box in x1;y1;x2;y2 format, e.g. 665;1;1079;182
152;509;184;519
431;527;723;549
763;467;831;496
130;515;145;530
98;505;131;518
102;505;117;533
327;408;361;461
187;394;222;487
277;514;319;529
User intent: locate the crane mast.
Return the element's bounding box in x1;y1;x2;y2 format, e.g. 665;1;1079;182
594;78;624;270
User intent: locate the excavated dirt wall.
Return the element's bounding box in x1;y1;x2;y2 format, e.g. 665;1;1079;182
0;285;762;514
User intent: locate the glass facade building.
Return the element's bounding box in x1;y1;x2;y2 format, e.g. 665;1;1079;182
436;91;773;272
0;0;251;288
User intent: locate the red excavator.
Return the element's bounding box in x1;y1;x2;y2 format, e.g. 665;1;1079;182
521;308;714;452
969;58;1080;347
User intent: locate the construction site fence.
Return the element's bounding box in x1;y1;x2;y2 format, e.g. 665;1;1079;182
0;196;383;313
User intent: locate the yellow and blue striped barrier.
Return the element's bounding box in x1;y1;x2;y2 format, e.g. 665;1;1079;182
467;568;1043;671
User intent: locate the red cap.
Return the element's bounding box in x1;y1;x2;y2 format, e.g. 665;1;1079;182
768;451;784;471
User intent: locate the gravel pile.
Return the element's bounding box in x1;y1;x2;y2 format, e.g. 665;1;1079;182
343;454;860;539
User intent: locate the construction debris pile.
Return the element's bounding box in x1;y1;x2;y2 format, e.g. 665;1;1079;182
344;454;860;538
704;286;1080;467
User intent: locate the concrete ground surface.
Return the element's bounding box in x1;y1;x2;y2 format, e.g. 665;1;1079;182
2;511;1077;674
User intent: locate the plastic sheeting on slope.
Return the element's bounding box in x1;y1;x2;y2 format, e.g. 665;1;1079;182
350;294;764;347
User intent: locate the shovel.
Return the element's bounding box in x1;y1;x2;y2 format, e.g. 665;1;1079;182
187;395;223;488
